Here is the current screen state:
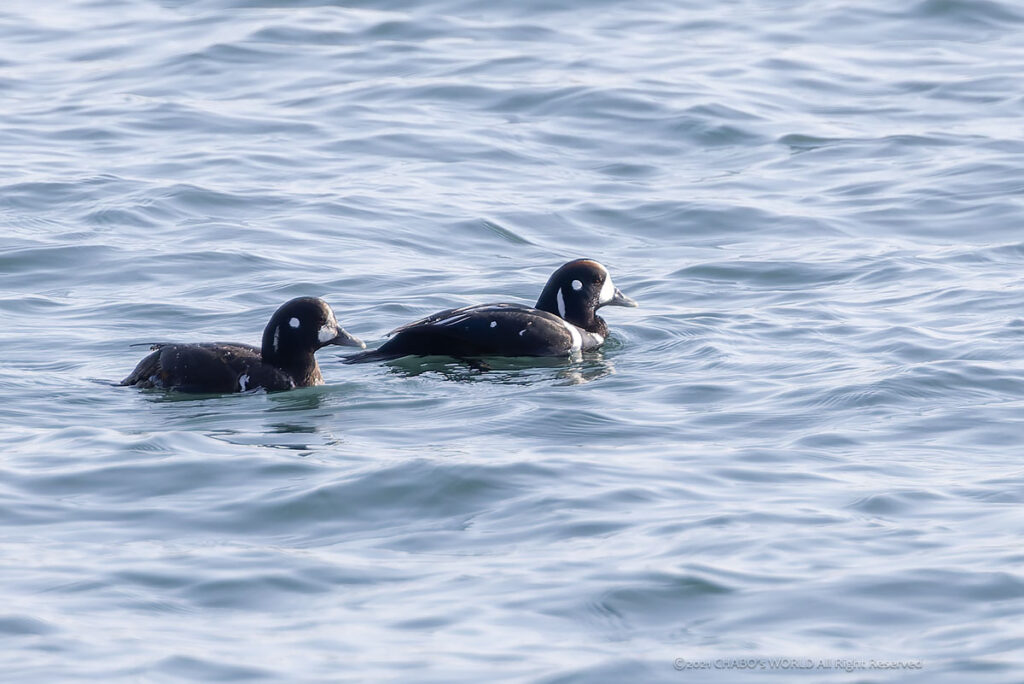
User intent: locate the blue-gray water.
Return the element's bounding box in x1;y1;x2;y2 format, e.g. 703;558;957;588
2;1;1024;682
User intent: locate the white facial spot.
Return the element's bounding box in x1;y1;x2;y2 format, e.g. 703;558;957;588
556;289;566;318
273;326;280;352
490;321;497;328
238;373;250;392
571;279;583;291
599;271;615;304
289;317;300;329
318;323;337;344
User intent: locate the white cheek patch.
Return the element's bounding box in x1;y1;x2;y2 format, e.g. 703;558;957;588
556;289;566;318
289;317;300;329
599;272;615;304
318;324;336;344
571;279;583;291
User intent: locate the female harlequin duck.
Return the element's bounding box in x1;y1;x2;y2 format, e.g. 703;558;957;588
121;297;364;393
344;259;636;363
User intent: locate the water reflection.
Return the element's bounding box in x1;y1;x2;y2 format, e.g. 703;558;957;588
377;352;616;385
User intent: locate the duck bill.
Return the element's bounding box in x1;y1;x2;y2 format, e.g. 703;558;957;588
602;287;638;308
324;326;366;349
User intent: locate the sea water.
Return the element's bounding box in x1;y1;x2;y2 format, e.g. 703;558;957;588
2;1;1023;681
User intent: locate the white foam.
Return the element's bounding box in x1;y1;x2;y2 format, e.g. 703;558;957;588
238;373;250;391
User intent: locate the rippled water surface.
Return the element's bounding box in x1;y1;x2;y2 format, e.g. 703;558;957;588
3;0;1024;681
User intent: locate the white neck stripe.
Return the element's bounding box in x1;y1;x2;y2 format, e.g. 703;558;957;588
561;319;582;351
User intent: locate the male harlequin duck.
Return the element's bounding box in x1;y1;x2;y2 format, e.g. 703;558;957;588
344;259;636;363
121;296;364;393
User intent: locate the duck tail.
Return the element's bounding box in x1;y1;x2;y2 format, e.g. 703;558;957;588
341;349;406;364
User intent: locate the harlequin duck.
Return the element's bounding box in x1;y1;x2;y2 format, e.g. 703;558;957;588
121;296;364;393
344;259;636;363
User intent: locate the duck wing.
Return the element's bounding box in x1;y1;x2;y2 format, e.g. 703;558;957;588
121;342;286;392
346;304;578;362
